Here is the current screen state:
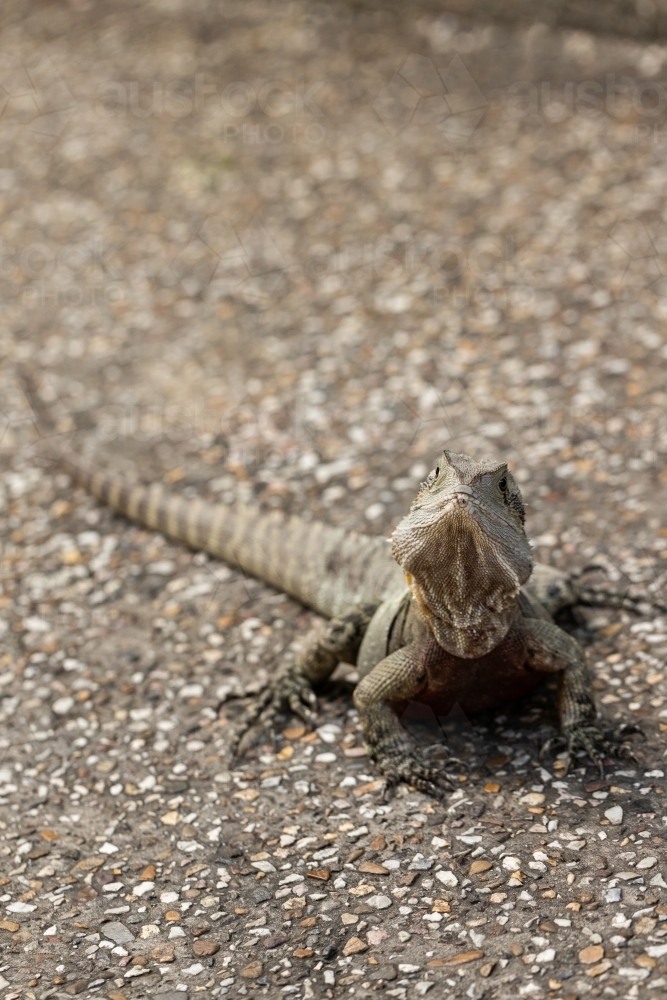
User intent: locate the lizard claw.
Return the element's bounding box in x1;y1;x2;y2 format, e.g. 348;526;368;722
421;744;468;771
609;721;645;741
539;736;563;762
442;756;468;771
372;746;455;800
288;690;318;725
602;722;644;766
540;720;643;776
231;663;319;757
229;685;274;758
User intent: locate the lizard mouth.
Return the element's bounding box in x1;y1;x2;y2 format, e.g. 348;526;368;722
436;488;522;534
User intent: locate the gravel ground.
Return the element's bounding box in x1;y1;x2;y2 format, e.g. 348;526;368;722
3;2;667;998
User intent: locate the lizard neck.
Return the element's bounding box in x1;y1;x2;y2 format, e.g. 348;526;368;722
408;574;520;658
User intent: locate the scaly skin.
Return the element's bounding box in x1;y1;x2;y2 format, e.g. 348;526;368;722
24;371;652;795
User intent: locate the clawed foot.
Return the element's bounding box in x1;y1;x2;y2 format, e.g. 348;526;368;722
574;569;667;616
540;721;644;776
371;745;456;799
230;663;318;757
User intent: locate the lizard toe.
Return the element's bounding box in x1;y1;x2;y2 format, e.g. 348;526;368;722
288;691;317;725
381;774;440;801
616;745;639;765
610;734;640;765
302;688;319;710
411;777;442;798
441;756;467;772
421;745;466;771
575;731;604;777
542;727;610;776
539;734;565;762
596;722;643;765
560;721;643;775
270;664;319;724
420;745;465;784
229;664;320;754
612;721;645;741
374;749;450;799
230;686;274;757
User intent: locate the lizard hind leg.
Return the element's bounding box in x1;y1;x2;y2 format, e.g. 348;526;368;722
570;564;667;615
523;618;644;775
231;604;376;757
554;655;645;775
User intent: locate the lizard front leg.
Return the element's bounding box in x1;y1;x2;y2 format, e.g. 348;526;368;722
523;618;640;774
233;605;376;754
353;645;451;797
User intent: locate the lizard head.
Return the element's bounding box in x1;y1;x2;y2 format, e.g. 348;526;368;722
390;450;534;658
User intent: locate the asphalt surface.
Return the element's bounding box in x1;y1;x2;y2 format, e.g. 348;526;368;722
2;2;667;999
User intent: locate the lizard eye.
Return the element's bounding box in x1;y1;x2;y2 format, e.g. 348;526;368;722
498;476;507;493
425;466;440;488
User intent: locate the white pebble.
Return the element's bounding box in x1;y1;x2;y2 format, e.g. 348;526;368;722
52;696;74;715
132;882;154;896
366;895;392;909
605;806;623;825
179;683;204;699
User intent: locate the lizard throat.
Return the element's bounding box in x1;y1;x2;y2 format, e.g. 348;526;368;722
409;576;519;657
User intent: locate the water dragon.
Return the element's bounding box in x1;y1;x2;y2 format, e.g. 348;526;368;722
24;373;653;796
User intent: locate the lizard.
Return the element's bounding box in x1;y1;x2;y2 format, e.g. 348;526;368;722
23;375;655;796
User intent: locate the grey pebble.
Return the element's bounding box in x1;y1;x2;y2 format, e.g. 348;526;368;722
100;921;135;944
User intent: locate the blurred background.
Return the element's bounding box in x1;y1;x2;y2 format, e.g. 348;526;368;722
2;0;667;564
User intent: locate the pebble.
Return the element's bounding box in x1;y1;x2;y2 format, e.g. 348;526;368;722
151;943;175;962
132;881;154;896
192;939;219;957
366;894;392;909
469;860;493;875
587;960;613;978
429;950;485;967
52;696;75;715
240;961;263;979
605;806;624;825
435;870;458;887
101;922;134;944
343;936;369;956
580;945;605;965
358;861;389;875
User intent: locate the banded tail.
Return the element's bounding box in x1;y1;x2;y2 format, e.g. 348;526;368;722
56;453;402;617
21;371;403;618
